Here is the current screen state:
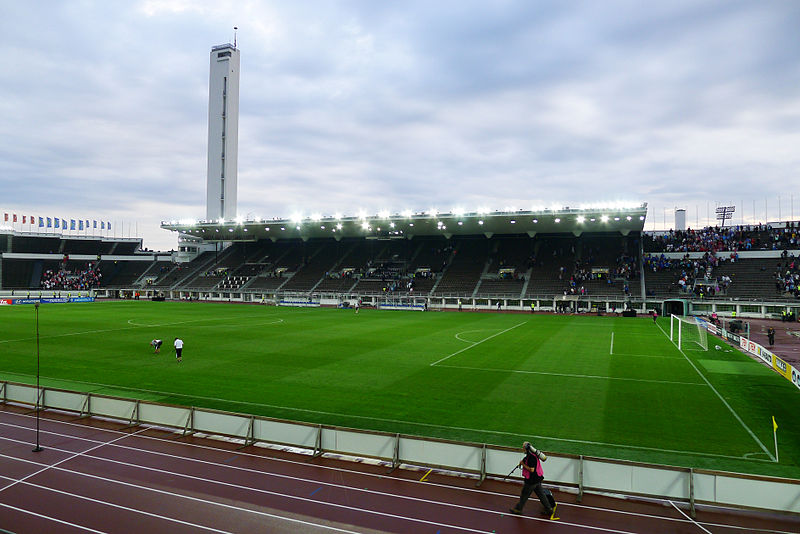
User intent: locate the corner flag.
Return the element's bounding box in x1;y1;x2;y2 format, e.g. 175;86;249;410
772;416;779;463
773;416;778;432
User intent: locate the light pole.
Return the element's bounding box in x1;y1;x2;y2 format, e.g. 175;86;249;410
33;302;43;453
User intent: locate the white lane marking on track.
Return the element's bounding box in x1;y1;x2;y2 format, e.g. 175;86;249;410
1;411;781;532
435;364;705;386
0;447;487;534
2;422;755;534
668;501;713;534
431;321;527;366
0;502;108;534
0;473;231;533
656;321;776;462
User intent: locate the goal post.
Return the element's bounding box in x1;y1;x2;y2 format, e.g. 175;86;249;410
670;314;709;351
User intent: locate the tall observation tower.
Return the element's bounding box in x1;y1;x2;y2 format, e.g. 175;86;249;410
206;43;240;222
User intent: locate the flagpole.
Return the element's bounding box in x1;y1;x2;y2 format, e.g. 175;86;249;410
773;416;778;463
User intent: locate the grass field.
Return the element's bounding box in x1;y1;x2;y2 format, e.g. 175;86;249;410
1;300;798;478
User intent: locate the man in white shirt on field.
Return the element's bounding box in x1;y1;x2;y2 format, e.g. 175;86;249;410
174;337;184;363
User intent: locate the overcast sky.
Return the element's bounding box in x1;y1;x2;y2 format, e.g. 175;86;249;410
1;1;799;250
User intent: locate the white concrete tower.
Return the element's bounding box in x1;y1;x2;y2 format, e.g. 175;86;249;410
206;43;240;221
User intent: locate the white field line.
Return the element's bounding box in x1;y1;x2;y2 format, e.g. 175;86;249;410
656;322;775;462
0;418;771;534
0;394;765;465
0;316;284;344
430;321;528;366
435;364;705;387
454;330;492;344
610;332;614;355
608;352;683;360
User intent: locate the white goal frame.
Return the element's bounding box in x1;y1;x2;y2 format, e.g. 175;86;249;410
670;314;709;351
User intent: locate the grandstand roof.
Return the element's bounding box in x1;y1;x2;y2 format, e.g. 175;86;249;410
161;204;648;242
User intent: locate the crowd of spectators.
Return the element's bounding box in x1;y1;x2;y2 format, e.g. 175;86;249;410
40;263;101;290
645;223;800;253
776;253;800;298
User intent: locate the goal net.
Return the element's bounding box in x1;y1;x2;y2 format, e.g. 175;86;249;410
670;314;709;351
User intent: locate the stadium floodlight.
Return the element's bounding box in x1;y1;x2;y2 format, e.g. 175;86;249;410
457;221;463;226
409;223;414;227
614;217;620;221
554;218;561;223
379;210;390;219
428;208;438;217
601;215;609;222
626;216;632;221
280;227;285;231
320;225;325;229
235;216;244;225
402;209;412;218
311;213;322;222
532;219;538;223
218;218;225;224
265;227;270;231
336;223;343;230
390;222;396;228
478;220;484;225
576;216;585;223
453;207;465;217
334;212;342;220
640;216;645;220
510;220;516;224
361;221;370;230
290;213;302;224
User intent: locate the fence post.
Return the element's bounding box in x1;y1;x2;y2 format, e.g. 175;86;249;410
476;443;487;487
577;455;584;503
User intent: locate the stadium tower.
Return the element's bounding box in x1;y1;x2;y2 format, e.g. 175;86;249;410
206;43;240;222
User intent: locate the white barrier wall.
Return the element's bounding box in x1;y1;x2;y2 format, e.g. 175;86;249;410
6;381;799;515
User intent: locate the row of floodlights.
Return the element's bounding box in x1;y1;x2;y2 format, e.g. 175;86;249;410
170;204;645;227
182;214;645;235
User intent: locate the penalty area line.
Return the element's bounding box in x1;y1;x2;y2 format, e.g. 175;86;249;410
655;321;776;462
430;321;528;366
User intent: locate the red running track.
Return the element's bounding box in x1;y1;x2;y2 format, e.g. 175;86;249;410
0;404;797;533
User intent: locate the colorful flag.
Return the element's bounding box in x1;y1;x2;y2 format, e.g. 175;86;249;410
39;217;44;227
22;216;26;224
3;213;7;222
47;217;52;228
108;222;112;231
70;219;75;230
93;220;97;229
54;218;59;228
79;220;84;230
773;416;778;432
13;214;17;222
101;221;105;230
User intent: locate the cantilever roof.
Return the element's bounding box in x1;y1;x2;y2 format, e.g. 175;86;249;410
162;204;648;242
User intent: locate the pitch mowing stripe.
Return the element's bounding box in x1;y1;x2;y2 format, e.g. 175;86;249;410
0;373;763;463
429;321;527;366
435;364;706;386
0;316;285;344
655;322;775;462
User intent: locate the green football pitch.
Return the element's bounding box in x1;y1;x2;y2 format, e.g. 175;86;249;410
1;300;798;478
